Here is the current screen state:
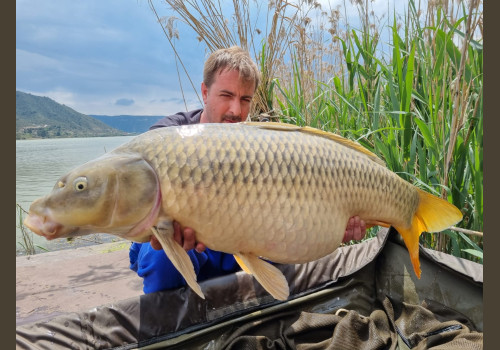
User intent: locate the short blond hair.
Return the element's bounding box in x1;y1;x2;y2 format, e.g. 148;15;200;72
203;46;260;92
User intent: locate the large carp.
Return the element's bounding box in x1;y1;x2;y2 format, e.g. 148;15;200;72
24;122;462;300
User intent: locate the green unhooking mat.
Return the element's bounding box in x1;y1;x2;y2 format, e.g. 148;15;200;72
16;228;482;349
215;296;481;350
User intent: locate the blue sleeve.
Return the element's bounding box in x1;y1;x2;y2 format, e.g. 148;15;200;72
129;242;240;294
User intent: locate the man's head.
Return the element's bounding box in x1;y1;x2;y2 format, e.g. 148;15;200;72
200;46;260;124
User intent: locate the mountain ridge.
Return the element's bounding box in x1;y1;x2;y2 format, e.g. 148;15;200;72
16;91;128;139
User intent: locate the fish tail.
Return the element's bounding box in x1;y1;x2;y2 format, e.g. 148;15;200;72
394;188;463;279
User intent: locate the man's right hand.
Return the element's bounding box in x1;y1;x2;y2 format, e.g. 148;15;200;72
150;221;206;253
342;216;367;242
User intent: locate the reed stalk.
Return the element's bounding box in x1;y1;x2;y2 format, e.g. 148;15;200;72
151;0;483;263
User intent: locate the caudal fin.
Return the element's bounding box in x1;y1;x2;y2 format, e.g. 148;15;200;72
394;188;463;278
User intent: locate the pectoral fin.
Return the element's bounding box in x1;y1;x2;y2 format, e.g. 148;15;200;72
151;225;204;299
235;252;289;301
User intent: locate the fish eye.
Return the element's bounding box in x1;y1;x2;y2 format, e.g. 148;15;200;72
73;177;88;192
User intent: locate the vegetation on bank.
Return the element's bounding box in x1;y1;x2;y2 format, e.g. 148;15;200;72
151;0;483;262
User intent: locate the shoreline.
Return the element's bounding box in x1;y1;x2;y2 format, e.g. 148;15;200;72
16;241;143;326
15;234;128;257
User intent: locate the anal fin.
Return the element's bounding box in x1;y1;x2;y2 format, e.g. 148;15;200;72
151;225;204;299
235;252;289;301
234;254;252;275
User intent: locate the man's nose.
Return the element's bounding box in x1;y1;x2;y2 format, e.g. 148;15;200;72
228;99;242;116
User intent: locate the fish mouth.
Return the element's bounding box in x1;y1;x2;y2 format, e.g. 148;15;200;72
24;213;67;240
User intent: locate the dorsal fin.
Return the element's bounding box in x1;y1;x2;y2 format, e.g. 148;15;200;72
243;121;386;167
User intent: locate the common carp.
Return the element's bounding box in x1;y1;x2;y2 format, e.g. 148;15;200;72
24;122;462;300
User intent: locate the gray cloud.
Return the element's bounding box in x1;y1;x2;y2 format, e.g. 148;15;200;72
115;98;135;106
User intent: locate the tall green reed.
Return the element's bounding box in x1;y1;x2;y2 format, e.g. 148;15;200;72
151;0;483;262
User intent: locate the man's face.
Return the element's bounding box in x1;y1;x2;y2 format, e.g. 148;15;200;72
200;68;255;124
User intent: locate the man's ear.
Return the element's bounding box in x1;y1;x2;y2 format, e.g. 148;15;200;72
201;82;208;104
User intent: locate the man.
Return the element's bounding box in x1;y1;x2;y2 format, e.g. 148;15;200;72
130;46;367;294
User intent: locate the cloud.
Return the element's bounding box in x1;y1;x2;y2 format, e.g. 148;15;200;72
18;0;424;116
16;49;59;71
150;97;190;104
115;98;135;106
16;0;206;115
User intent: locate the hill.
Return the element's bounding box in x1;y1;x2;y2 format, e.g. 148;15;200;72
16;91;127;139
91;115;164;134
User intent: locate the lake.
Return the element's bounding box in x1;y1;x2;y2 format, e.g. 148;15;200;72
16;136;135;255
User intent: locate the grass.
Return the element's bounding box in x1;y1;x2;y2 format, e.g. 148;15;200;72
151;0;483;264
16;204;48;255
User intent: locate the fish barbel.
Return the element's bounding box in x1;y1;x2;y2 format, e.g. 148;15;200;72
24;122;462;300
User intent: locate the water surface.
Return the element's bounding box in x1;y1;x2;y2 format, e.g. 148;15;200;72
16;136;135;255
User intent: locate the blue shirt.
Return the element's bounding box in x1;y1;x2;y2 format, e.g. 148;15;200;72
129;242;240;293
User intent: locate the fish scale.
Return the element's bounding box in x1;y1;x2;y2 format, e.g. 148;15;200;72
24;122;462;300
135;126;375;261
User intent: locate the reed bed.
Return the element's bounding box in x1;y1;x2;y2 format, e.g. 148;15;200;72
150;0;482;262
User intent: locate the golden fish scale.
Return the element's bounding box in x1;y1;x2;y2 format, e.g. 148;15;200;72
124;124;419;263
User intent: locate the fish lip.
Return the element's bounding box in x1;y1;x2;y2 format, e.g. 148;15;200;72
24;213;65;239
23;213;44;235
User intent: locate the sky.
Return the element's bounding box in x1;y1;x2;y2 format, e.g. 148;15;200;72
16;0;411;116
16;0;207;116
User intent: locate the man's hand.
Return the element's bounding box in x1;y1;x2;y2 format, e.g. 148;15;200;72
343;216;366;242
150;221;206;253
150;216;366;251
